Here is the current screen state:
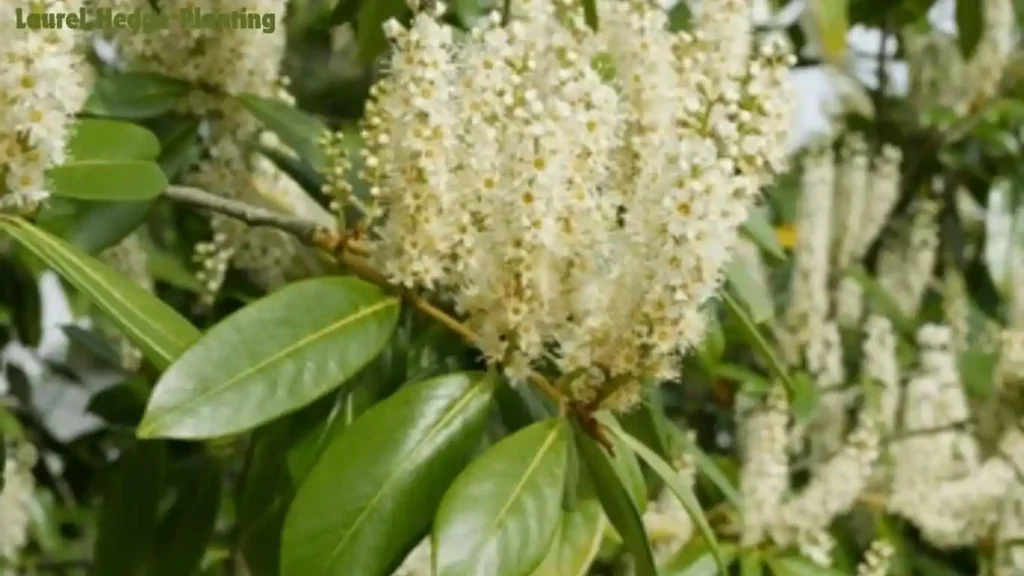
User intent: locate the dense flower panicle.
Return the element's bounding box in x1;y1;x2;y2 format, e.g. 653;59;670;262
877;199;940;319
895;429;1024;549
890;325;980;515
834;276;864;329
906;0;1015;115
806;322;849;462
363;0;795;402
943;270;971;353
997;482;1024;575
772;415;881;549
739;386;790;546
780;144;834;365
0;0;91;206
0;443;37;560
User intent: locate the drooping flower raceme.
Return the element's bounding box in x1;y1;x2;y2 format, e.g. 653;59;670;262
0;0;92;208
361;0;795;406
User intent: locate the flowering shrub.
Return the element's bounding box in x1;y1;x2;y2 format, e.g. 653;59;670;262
1;0;1024;575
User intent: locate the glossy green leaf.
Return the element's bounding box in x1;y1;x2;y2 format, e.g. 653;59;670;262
0;217;200;370
741;207;786;261
956;0;984;58
725;261;773;324
282;373;493;576
237;94;330;171
93;442;166;576
138;276;400;439
959;348;998;399
67;119;160;162
608;425;727;575
528;499;605;576
434;418;569;576
789;372;820;425
47;160;167;201
84;72;191;119
150;456;223;576
452;0;483;26
603;418;648;511
721;292;795;393
156;116;202;179
740;552;762;576
572;420;657;576
356;0;410;64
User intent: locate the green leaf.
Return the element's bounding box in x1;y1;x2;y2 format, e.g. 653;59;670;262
47;160;168;202
452;0;483;26
237;94;330;171
740;552;762;576
0;217;200;370
789;372;820;425
150;456;222;576
528;499;605;576
721;292;795;393
604;418;648;511
138;276;400;439
667;0;692;31
84;72;191;119
93;441;166;576
741;207;786;261
956;0;984;59
282;373;494;576
572;419;657;576
0;254;41;347
64;201;153;255
68;119;161;162
434;418;570;576
156;116;202;179
958;348;998;399
608;425;727;575
581;0;598;29
356;0;410;64
725;261;774;324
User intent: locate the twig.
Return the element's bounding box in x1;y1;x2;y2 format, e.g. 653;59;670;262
164;186;345;253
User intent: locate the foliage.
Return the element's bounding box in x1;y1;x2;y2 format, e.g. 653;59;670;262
2;0;1024;576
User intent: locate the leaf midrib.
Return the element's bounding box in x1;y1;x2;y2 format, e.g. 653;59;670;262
0;217;195;364
140;296;398;434
318;382;486;575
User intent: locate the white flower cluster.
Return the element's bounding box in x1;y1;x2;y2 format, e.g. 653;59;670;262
0;442;37;561
114;0;331;301
876;199;941;319
906;0;1015;116
738;384;882;567
779;137;902;364
0;0;92;208
862;316;900;434
361;0;795;405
